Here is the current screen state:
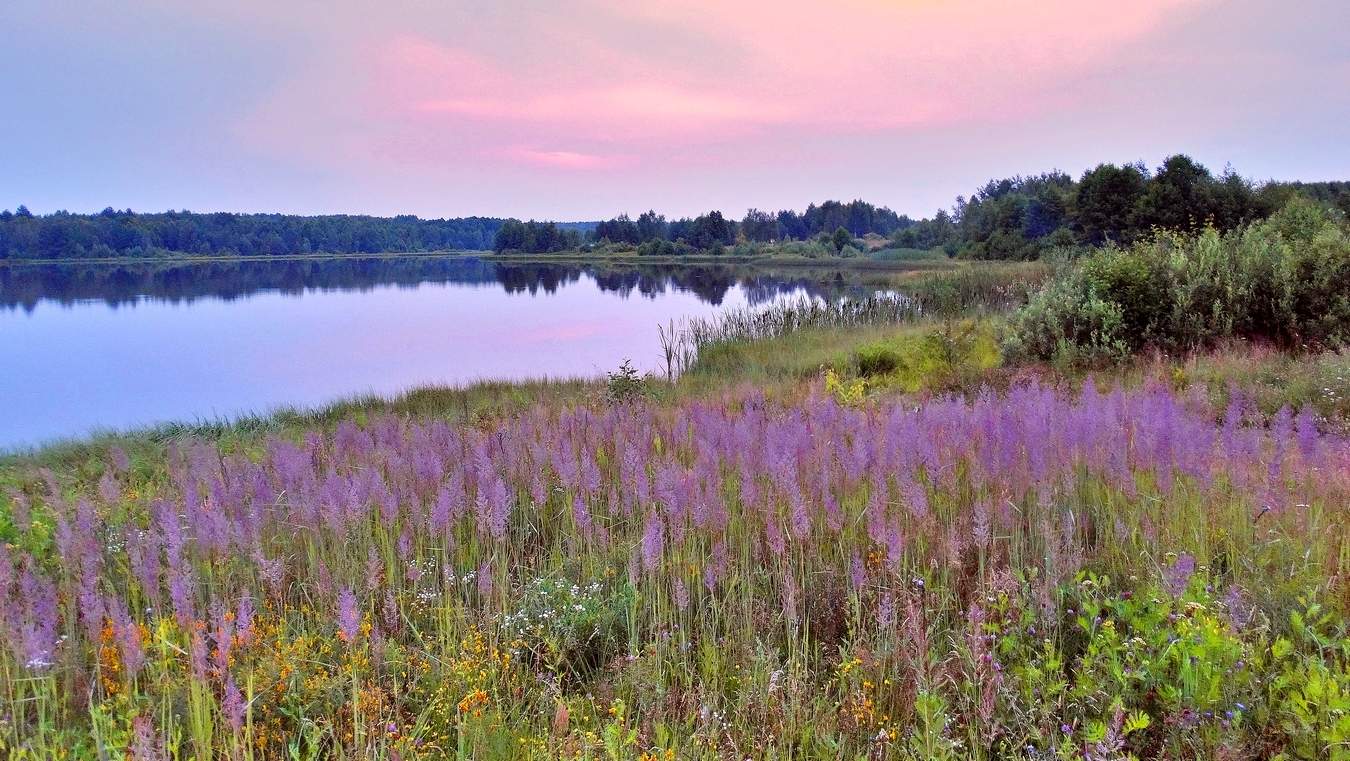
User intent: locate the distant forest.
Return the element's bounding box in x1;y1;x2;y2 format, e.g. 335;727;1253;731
3;155;1346;261
0;211;515;260
562;156;1349;260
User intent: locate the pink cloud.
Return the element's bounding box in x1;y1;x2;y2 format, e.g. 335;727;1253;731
233;0;1218;182
505;148;626;170
420;85;793;129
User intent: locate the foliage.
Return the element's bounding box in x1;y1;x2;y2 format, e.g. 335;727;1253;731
1008;202;1350;364
868;246;947;262
848;321;1002;392
501;576;632;681
5;159;1345;263
905;262;1051;315
823;367;866;405
605;359;649;404
1005;271;1131;367
893;155;1345;261
1262;602;1350;760
831;226;855;254
855;344;902;377
492;219;584;253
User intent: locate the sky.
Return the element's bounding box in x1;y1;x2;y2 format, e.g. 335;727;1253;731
2;0;1347;221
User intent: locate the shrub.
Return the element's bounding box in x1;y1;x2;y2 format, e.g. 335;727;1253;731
831;226;854;254
772;239;837;258
855;344;901;376
501;576;632;681
847;321;1003;393
1004;271;1130;367
635;239;696;257
907;262;1051;315
1079;246;1170;348
605;359;648;403
1009;200;1350;364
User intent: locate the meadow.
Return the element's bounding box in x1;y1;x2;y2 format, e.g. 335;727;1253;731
1;213;1349;760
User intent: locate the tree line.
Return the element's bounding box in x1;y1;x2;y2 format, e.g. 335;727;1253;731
894;157;1350;260
499;201;911;254
0;209;512;260
5;156;1345;260
500;156;1347;259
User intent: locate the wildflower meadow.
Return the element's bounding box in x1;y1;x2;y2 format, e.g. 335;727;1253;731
2;378;1347;759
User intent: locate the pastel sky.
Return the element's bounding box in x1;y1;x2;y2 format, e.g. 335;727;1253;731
2;0;1347;220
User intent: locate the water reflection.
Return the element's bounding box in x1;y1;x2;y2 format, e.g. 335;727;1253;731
0;256;894;449
0;256;881;311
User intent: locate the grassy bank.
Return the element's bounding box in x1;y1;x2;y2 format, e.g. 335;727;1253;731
482;249;962;276
1;246;958;274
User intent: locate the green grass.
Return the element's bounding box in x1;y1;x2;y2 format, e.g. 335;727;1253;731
867;246;947;262
1119;343;1350;428
0;378;598;469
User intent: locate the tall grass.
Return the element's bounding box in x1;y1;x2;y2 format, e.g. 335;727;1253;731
0;382;1346;759
900;261;1051;316
660;295;924;378
659;262;1048;379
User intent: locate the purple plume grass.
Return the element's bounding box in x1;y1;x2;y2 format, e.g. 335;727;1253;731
129;715;162;761
337;586;360;644
222;675;245;732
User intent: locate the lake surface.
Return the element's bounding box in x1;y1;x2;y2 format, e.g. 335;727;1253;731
0;256;888;450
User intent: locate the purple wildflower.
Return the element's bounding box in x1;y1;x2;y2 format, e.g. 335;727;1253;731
222;675;245;732
337;587;360;644
1164;553;1196;597
641;513;665;571
129;716;161;761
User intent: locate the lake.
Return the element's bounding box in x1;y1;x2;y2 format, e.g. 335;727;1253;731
0;255;891;450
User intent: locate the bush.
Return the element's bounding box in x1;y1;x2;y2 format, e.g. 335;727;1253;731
919;319;1003;388
908;262;1051;315
605;359;648;403
501;576;632;681
855;344;902;376
772;239;837;259
635;239;695;257
1004;272;1130;367
1009;200;1350;364
846;321;1002;392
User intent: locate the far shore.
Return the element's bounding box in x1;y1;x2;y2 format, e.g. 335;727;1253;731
0;248;961;271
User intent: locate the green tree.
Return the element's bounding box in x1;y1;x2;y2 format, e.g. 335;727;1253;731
741;209;779;242
688;211;735;251
1072;163;1148;244
493;219;528;252
1137;154;1216;232
831;226;853;253
635;210;667;242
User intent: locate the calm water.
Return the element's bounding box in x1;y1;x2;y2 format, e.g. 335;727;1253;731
0;256;884;450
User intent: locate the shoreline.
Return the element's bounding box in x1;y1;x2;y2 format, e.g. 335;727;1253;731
0;248;959;272
0;376;605;462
